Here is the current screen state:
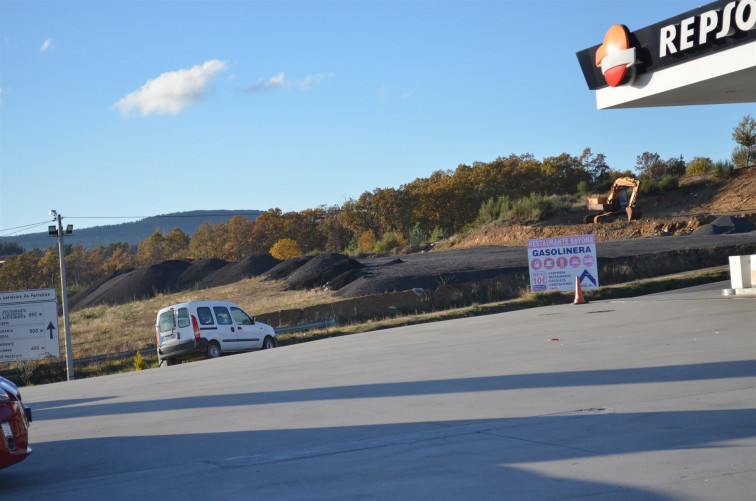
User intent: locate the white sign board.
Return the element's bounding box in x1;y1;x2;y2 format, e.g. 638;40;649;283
528;234;599;293
0;288;61;362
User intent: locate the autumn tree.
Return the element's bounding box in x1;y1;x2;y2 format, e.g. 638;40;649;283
540;152;591;194
270;238;302;259
137;229;189;265
320;205;353;252
188;222;227;259
220;216;255;260
0;252;42;290
38;248;59;287
357;230;377;253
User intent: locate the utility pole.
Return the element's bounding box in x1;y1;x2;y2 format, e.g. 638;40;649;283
49;211;74;381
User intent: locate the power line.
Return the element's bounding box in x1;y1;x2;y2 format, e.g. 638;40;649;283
0;220;52;237
0;212;263;236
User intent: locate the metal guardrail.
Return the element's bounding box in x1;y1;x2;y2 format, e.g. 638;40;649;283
274;318;336;334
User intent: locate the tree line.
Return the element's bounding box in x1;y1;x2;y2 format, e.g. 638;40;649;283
1;113;754;294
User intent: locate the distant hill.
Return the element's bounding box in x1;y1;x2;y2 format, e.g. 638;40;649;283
0;210;263;252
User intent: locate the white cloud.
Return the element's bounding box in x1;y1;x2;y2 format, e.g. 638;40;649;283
40;39;53;53
243;72;329;93
112;59;227;117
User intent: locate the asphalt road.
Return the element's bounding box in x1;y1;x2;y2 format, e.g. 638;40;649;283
2;282;754;500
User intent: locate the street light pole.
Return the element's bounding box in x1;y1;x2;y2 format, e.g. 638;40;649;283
51;212;74;381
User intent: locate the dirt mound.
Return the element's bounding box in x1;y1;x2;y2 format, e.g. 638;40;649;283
264;256;312;281
70;255;281;311
700;165;756;212
176;258;229;289
284;253;364;290
198;254;280;288
692;215;756;235
68;267;134;311
451;217;707;249
72;260;191;310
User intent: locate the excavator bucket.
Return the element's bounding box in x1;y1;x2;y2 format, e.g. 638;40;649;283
626;207;642;221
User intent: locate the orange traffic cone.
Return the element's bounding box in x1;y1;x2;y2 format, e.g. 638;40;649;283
573;275;587;304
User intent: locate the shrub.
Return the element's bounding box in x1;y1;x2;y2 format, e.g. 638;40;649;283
639;174;677;194
576;180;590;197
478;196;512;223
713;160;735;179
270;238;303;259
133;351;147;371
659;175;679;192
429;227;447;243
638;175;661;195
408;223;427;246
686;156;713;175
374;232;406;254
732;146;750;168
478;193;569;225
357;230;377;253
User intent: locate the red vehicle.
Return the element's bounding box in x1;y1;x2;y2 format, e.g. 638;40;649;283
0;376;32;469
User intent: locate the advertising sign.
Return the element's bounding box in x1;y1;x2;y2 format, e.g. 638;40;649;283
0;288;61;362
528;235;599;293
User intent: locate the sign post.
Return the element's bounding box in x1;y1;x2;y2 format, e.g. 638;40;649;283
528;235;599;293
0;288;61;363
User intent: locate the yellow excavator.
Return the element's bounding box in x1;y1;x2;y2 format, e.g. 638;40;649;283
585;177;642;223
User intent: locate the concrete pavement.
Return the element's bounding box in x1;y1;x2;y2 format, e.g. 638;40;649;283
2;282;754;500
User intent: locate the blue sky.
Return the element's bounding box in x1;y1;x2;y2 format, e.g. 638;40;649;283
1;0;753;235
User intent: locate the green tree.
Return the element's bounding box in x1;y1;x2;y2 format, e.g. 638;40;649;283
732;114;756;166
0;242;24;255
686;156;713;175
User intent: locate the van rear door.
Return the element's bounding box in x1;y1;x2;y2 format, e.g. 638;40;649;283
157;309;179;352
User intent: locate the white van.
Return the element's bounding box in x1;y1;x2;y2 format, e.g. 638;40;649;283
155;300;276;366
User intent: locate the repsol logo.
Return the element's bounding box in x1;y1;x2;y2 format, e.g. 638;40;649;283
660;0;756;57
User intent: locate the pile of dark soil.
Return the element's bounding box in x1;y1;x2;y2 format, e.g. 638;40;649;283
325;268;366;290
176;258;229;289
71;260;191;310
69;255;281;311
283;253;364;290
263;257;312;281
68;267;134;311
691;215;756;236
198;254;280;288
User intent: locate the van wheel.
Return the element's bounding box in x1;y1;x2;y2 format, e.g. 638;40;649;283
206;341;221;359
262;336;276;350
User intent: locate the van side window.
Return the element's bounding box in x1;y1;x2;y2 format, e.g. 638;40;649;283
158;311;175;333
197;307;214;325
213;306;232;325
177;308;190;328
230;307;253;325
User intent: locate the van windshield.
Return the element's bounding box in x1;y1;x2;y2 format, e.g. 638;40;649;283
158;311;175;333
